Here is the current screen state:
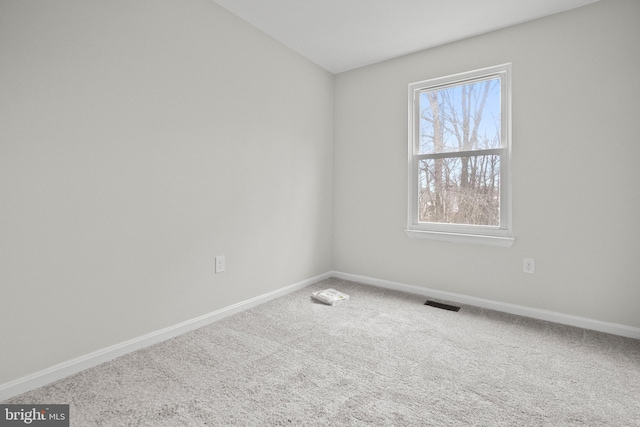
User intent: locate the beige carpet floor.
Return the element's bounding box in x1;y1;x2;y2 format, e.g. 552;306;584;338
4;277;640;426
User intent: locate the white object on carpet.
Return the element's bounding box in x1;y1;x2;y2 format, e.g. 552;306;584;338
311;288;349;305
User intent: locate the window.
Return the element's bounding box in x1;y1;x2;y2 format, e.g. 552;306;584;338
406;64;514;246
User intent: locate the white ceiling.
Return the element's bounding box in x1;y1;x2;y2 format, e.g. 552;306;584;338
210;0;599;74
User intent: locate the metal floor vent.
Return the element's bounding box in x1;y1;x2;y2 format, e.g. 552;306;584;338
424;300;460;312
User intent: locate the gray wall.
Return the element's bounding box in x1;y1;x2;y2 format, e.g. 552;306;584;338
0;0;334;385
334;0;640;329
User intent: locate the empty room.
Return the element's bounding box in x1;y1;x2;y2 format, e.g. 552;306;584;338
1;0;639;425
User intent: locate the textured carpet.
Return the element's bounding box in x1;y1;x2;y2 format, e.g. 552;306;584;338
4;278;640;426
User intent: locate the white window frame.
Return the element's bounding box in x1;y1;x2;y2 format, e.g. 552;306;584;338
406;64;514;247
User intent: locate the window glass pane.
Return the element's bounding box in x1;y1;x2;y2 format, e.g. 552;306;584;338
419;77;501;155
418;154;500;225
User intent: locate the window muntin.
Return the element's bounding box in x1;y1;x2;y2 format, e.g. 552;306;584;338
407;64;513;244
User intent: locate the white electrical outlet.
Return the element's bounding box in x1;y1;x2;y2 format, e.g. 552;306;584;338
215;255;225;274
523;258;535;274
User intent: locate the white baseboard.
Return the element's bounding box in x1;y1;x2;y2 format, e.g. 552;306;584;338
0;271;333;402
332;271;640;340
3;270;637;401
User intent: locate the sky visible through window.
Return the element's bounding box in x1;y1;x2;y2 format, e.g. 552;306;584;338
419;77;501;154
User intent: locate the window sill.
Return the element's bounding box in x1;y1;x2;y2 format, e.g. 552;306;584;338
405;229;515;247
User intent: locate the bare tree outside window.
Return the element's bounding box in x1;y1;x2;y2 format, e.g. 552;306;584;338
417;78;501;226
